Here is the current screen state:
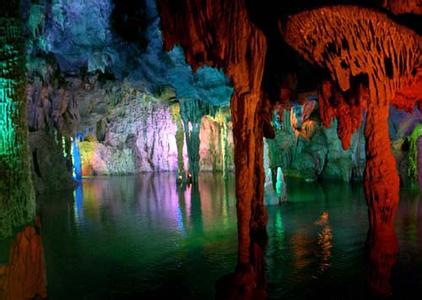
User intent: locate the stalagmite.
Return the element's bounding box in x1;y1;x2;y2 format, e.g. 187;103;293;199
158;0;268;297
284;7;421;296
170;103;186;181
210;109;231;180
0;224;46;300
0;0;35;238
283;4;421;231
180;99;216;183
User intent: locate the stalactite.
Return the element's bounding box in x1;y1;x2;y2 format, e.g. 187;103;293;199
179;99;216;183
158;0;268;297
211;109;231;180
170;103;186;180
318;80;366;150
0;1;36;238
283;5;421;231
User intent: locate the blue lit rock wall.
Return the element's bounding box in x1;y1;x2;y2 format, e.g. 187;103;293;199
23;0;234;185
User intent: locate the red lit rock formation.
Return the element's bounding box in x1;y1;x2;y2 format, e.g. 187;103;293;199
0;225;46;300
283;6;421;231
367;223;398;297
318;80;366;149
392;66;422;112
383;0;422;15
158;0;268;297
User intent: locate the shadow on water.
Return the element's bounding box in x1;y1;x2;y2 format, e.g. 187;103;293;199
1;175;421;299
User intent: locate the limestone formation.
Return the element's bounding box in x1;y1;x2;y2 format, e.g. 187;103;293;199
159;0;268;297
283;5;421;230
0;0;35;238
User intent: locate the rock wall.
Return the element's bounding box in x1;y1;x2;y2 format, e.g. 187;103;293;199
78;90;183;175
266;109;365;182
419;138;422;188
199;115;234;173
74;81;234;176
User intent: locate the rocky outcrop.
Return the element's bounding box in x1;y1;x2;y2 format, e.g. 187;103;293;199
74;81;234;176
284;5;421;232
0;1;36;239
0;225;46;300
78;91;183;175
26;76;78;193
29;131;75;193
267;108;365;182
200;114;234;174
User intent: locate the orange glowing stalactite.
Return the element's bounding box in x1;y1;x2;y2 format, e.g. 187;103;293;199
318;81;366;150
158;0;268;298
284;5;421;228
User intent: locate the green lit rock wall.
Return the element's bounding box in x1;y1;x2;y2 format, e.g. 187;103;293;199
0;1;35;238
266;109;365;182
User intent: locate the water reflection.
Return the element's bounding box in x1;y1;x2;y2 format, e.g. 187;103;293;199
314;211;333;276
0;221;46;300
39;174;238;299
4;174;418;299
367;222;397;297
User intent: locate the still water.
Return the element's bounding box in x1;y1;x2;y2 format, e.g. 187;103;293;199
2;174;422;299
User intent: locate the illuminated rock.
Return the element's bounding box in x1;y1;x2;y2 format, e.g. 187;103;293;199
158;0;268;297
284;5;421;229
0;225;46;300
0;0;35;238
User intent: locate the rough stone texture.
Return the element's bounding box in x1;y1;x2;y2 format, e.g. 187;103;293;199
28;131;75;192
390;107;422;185
26;78;80;137
77;88;184;175
267;108;365;182
319;80;365;150
159;1;269;298
0;225;47;300
383;0;422;15
284;5;421;232
199;115;234;173
419;137;422;188
25;76;78;193
0;2;36;239
75;82;235;176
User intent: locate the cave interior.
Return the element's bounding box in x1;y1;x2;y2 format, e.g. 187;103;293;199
0;0;421;299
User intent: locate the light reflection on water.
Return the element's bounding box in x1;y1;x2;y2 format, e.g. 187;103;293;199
1;174;421;299
38;173;238;300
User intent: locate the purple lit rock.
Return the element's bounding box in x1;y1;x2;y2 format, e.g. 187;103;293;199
418;137;422;189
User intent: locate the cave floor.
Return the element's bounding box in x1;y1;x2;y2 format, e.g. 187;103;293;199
32;174;422;299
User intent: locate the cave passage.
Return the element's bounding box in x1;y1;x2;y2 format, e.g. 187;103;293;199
0;0;421;299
